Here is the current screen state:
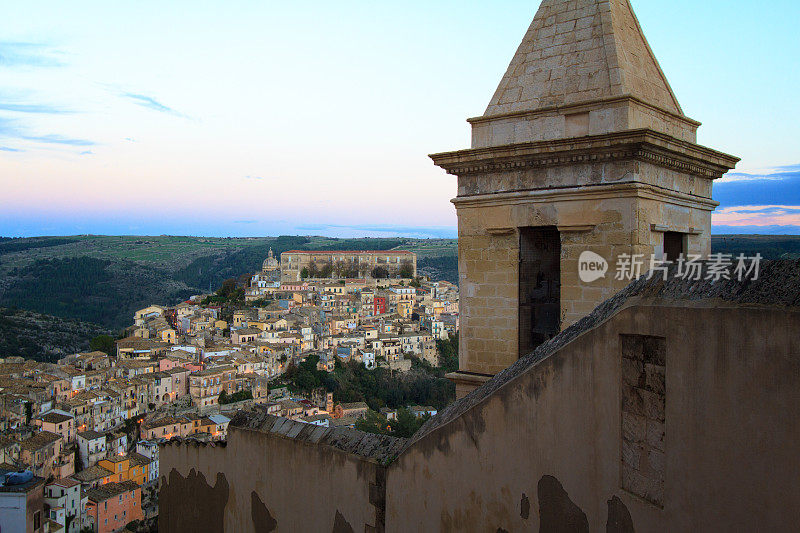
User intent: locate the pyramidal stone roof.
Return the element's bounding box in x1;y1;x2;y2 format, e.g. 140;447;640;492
485;0;682;118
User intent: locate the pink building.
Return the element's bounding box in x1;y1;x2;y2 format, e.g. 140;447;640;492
167;367;190;398
85;481;142;533
158;357;183;372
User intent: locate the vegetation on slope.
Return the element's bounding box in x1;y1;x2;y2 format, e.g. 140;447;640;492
279;354;456;412
0;257;194;329
0;307;110;362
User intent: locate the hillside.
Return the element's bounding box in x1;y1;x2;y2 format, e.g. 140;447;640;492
0;235;458;329
711;235;800;259
0;307;110;362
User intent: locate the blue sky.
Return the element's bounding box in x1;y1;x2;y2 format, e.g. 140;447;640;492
1;1;798;238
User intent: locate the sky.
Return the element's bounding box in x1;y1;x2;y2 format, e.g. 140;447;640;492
1;1;798;238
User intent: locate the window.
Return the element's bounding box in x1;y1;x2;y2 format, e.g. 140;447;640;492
663;231;686;262
519;226;561;356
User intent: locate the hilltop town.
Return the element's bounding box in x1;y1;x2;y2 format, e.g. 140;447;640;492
0;248;458;532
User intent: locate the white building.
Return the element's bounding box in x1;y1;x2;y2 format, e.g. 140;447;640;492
76;430;107;469
45;478;83;533
136;440;160;483
208;414;231;439
360;351;376;370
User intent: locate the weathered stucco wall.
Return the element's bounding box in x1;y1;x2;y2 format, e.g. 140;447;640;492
159;425;386;532
386;302;800;532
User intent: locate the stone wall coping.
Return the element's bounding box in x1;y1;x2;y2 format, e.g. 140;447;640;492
226;411;407;465
467;95;701;128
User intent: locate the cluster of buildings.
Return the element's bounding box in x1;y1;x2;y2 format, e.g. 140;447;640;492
0;351;156;533
0;249;458;532
123;250;456;420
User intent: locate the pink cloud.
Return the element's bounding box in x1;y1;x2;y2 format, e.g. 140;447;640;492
713;205;800;226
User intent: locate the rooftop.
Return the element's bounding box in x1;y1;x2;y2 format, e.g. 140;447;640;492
72;464;113;482
39;412;73;424
482;0;682;118
86;480;139;502
48;477;81;488
77;430;106;441
20;430;61;451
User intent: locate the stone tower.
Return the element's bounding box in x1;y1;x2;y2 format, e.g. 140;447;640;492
431;0;739;397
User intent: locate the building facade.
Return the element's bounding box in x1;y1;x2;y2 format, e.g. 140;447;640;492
280;251;416;282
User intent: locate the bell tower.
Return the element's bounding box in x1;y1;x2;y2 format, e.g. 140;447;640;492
431;0;739;398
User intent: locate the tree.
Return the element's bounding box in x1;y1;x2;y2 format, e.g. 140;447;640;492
355;410;391;435
371;266;389;279
214;277;244;303
248;298;272;308
89;334;116;356
436;333;459;373
318;262;334;278
300;267;310;279
217;278;237;298
392;408;430;438
219;390;253;404
399;262;414;279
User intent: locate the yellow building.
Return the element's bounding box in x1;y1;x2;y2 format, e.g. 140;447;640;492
98;453;150;486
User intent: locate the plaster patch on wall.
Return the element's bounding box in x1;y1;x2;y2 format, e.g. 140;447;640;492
332;509;354;533
520;492;531;519
159;468;229;533
537;475;589;532
606;496;635;533
251;491;277;532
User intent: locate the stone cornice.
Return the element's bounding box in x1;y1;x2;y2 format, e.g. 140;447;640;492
451;181;720;211
430;129;740;180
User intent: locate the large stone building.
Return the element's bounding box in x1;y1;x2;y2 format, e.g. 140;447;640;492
280;250;416;282
159;2;800;532
431;0;738;396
